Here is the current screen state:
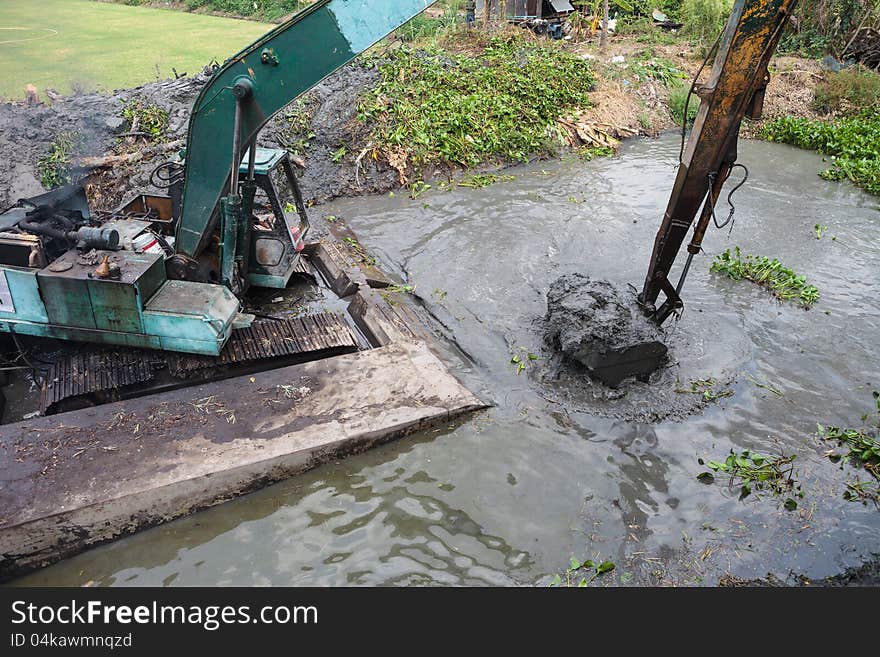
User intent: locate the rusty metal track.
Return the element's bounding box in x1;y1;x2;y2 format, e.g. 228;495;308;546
40;313;359;413
40;350;157;413
167;312;357;377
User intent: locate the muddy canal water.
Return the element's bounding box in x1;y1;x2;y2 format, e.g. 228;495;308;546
17;134;880;586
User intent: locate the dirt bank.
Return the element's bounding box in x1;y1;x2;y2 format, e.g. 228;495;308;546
0;35;826;215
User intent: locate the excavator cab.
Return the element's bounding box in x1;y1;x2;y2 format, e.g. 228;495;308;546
239;147;309;289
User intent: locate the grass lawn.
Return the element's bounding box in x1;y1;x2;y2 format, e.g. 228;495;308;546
0;0;273;99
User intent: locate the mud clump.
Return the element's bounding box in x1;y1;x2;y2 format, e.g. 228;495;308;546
545;273;668;387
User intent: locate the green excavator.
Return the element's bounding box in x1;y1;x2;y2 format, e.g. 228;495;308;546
0;0;800;377
0;0;434;357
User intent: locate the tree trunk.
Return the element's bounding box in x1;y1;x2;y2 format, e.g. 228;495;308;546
601;0;609;47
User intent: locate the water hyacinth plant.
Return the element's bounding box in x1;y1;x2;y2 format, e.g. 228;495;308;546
710;247;819;308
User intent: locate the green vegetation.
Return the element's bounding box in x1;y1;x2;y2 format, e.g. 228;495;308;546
710;247;820;308
614;16;680;45
341;236;376;266
278;99;316;157
37;133;77;189
611;49;688;85
759;113;880;195
812;68;880;115
779;0;878;58
379;283;415;305
680;0;732;50
631;55;687;85
697;449;801;506
578;146;616;161
457;173;515;188
669;81;700;127
357;34;596;185
395;1;465;43
0;0;271;98
675;377;734;402
510;348;539;375
121;100;169;141
108;0;307;22
330;146;347;164
549;557;615;587
818;391;880;506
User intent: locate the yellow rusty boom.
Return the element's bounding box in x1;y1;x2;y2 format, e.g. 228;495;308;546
638;0;800;323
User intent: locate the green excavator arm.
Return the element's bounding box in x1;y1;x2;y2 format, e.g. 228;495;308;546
175;0;433;259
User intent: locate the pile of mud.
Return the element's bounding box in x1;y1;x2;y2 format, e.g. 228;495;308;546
545;273;667;387
536;273;734;423
0;62;403;215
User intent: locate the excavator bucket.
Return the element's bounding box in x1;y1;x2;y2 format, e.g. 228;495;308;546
546;274;668;387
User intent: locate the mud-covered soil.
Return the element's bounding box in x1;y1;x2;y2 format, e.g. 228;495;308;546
0;62;402;214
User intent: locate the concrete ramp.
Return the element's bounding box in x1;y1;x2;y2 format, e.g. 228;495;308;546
0;340;486;580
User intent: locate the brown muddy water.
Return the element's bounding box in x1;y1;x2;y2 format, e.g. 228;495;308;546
14;133;880;586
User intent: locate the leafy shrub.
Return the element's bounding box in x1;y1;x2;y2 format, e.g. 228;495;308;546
812;68;880;115
681;0;732;49
183;0;305;21
395;1;464;43
37;132;77;189
668;81;700;126
779;0;878;57
357;34;596;176
627;50;688;85
121;100;169;141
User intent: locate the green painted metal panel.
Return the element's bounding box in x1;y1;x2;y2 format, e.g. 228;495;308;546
247;272;291;289
176;0;434;258
86;279;143;334
143;280;239;343
135;254;167;302
36;250;167;334
239;147;286;176
0;319;226;355
0;267;48;323
38;275;96;329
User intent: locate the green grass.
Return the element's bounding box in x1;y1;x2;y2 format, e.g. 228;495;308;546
0;0;272;99
669;81;700;127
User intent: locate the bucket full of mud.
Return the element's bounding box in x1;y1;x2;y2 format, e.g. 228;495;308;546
545;273;668;387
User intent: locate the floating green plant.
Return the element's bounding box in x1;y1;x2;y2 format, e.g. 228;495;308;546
698;449;800;506
710;247;819;308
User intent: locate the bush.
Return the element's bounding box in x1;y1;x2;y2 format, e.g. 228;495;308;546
668;81;700;126
681;0;732;49
812;68;880;115
37;133;77;189
358;34;596;176
121;100;169;141
779;0;878;58
183;1;306;21
395;2;464;43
